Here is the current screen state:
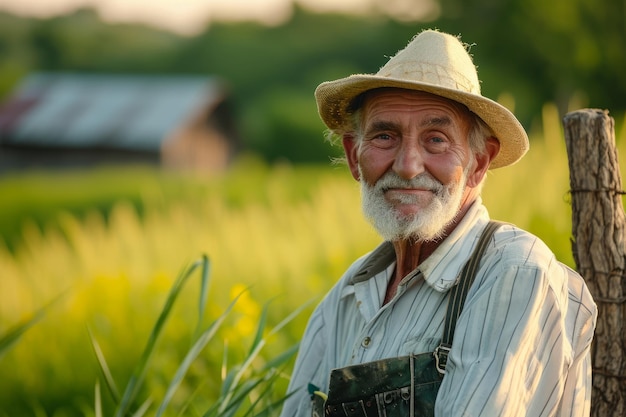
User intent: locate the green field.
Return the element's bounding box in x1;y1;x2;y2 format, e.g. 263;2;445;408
1;104;625;416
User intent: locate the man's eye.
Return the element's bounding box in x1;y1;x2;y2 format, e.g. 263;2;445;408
427;135;451;147
367;133;393;143
424;135;450;153
366;133;396;148
374;133;392;140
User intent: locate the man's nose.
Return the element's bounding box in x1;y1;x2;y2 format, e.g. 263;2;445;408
392;142;424;180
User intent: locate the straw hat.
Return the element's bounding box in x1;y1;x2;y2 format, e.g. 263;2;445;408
315;29;529;169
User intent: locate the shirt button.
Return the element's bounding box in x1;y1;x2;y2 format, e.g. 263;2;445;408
361;336;372;348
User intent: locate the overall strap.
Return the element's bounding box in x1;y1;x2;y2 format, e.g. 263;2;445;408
434;221;504;375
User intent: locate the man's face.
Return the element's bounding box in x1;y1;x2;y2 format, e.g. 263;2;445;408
348;89;478;242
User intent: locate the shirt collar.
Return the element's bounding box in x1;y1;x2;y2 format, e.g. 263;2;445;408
349;198;490;292
418;198;490;292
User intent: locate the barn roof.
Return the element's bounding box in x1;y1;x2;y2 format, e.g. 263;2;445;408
0;72;226;152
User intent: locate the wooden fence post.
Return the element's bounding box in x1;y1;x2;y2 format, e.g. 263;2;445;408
563;108;626;416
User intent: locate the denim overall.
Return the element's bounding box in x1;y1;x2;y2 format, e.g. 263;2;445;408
311;221;503;417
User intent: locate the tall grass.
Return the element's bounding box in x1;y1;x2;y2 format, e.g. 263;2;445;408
0;160;381;416
1;105;625;416
86;255;304;417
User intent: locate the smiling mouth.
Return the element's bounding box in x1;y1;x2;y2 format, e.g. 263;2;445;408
383;187;434;194
383;188;436;202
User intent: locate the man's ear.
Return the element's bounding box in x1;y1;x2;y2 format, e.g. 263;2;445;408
467;137;500;187
342;133;360;181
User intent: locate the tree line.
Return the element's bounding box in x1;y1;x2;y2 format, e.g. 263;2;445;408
0;0;623;163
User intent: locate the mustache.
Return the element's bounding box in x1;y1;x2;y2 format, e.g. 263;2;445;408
374;172;444;194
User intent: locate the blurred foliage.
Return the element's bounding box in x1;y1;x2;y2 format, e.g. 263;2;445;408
0;158;333;251
0;2;625;163
0;160;377;416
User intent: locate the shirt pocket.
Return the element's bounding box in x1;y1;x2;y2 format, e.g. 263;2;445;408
401;336;440;355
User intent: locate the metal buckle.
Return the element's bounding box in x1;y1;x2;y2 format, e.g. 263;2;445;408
434;345;451;375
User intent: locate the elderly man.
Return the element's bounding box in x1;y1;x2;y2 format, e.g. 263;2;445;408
280;30;597;417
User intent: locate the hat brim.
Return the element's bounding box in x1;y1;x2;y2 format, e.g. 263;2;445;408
315;74;529;169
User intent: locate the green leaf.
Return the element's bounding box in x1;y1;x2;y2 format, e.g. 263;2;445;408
251;390;298;417
214;297;312;416
0;292;65;359
194;254;211;340
267;297;314;338
156;290;243;417
246;300;269;359
238;371;279;417
130;398;153;417
261;342;299;371
115;258;203;417
0;315;43;359
95;380;103;417
88;327;121;404
218;377;264;417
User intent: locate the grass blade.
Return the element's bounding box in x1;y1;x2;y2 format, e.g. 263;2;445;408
95;380;103;417
88;327;121;403
0;292;65;359
251;390;298;417
240;370;285;417
195;255;211;340
155;291;243;417
0;316;43;358
221;340;228;381
267;297;315;338
130;398;153;417
218;377;264;417
218;341;263;413
261;342;299;371
246;300;269;359
241;348;299;417
217;297;311;416
115;258;203;417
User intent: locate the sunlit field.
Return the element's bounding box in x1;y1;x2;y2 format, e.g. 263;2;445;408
1;104;625;416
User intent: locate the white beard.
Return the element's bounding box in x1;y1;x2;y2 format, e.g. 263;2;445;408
360;168;468;242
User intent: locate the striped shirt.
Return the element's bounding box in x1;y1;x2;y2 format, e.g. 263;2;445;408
280;198;597;417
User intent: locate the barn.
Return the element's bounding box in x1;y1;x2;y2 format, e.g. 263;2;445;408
0;72;240;173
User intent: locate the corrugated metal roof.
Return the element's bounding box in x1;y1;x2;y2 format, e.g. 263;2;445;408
0;73;224;152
